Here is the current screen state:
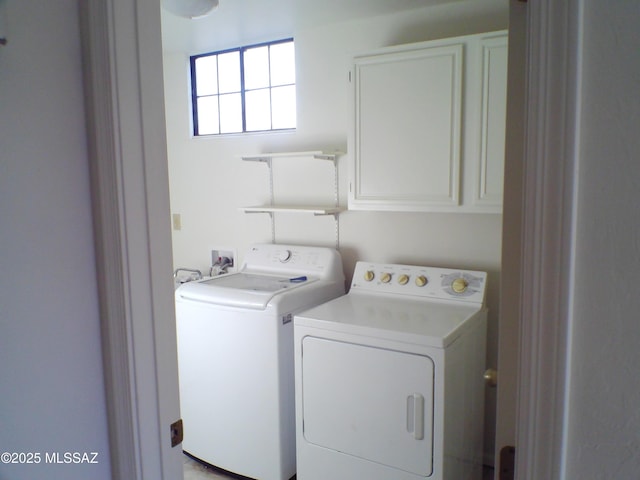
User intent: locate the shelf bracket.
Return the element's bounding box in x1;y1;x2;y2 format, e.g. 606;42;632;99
240;151;344;248
244;210;276;243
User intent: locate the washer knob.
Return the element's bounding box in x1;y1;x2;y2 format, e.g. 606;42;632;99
398;274;409;285
415;275;428;287
452;277;469;293
363;270;375;282
380;272;392;283
278;250;292;263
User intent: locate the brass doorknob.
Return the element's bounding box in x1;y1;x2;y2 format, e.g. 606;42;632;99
484;369;498;387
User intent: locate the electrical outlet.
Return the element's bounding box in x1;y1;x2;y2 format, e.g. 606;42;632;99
172;213;182;231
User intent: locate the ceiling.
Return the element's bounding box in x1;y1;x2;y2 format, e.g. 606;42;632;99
160;0;463;53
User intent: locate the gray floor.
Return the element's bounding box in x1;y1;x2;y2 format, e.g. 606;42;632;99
183;453;495;480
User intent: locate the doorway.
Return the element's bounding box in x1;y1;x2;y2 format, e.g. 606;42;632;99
160;0;512;474
160;0;512;477
82;0;568;478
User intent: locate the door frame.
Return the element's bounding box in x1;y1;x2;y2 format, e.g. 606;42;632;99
514;0;581;478
81;0;581;479
80;0;183;478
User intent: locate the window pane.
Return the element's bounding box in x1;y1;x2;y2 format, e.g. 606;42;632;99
244;46;270;90
270;42;295;86
217;51;241;94
245;89;271;131
191;39;296;136
271;85;296;129
219;93;243;133
197;96;220;135
195;55;218;96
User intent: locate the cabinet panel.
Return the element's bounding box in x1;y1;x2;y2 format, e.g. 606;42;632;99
476;36;508;206
351;44;463;210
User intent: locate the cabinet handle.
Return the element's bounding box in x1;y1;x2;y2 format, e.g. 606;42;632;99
407;393;425;440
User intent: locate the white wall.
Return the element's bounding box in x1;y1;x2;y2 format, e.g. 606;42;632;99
564;1;640;477
0;1;112;479
165;2;508;272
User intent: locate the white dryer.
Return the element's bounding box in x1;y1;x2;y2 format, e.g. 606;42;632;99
294;261;488;480
175;244;345;480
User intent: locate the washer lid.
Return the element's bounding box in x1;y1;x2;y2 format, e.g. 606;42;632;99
295;292;482;347
176;273;316;309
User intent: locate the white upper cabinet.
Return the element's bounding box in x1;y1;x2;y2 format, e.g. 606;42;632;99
348;31;508;213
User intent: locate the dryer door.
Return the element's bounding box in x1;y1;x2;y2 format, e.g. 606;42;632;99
301;336;434;476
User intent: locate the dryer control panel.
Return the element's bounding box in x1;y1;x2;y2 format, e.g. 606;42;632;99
350;262;487;305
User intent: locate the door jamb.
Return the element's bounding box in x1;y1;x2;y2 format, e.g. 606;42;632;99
80;0;182;478
516;0;581;478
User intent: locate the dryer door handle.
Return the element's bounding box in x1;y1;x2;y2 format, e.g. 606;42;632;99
406;393;425;440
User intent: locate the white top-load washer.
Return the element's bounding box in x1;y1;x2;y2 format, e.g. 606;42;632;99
175;244;345;480
294;261;488;480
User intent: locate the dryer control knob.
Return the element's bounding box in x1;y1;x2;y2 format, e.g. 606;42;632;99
380;272;392;283
398;274;409;285
278;250;292;263
363;270;375;282
452;277;469;294
415;275;428;287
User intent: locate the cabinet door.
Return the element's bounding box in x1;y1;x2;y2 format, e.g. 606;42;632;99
350;43;463;211
475;35;508;207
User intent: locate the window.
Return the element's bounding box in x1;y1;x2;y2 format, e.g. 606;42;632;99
191;39;296;136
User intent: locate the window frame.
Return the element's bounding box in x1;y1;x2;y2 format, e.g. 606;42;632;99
190;38;296;136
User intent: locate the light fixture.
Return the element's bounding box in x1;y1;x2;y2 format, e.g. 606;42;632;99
161;0;219;19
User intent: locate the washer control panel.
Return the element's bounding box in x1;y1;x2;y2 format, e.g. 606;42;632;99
241;244;345;281
351;261;487;304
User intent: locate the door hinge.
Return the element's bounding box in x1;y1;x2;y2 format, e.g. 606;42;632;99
499;445;516;480
170;419;184;447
